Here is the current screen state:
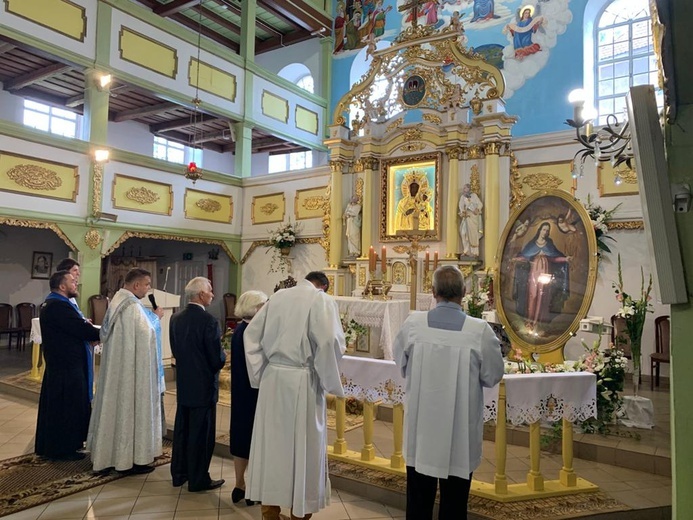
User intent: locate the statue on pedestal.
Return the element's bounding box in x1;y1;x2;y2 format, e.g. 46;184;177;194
458;183;483;257
343;195;362;257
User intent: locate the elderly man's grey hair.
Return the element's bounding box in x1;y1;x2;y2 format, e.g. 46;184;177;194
235;290;269;319
184;276;212;299
432;265;465;302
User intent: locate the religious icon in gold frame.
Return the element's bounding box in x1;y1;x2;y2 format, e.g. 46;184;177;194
380;153;441;242
495;190;598;354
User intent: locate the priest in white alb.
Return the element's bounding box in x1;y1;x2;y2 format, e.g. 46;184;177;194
394;265;504;520
87;268;163;474
243;271;345;520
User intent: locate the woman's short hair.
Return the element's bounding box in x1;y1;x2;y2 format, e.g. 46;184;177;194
184;277;211;299
235;290;269;319
432;265;465;301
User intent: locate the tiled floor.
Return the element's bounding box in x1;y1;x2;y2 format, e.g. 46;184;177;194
0;346;672;518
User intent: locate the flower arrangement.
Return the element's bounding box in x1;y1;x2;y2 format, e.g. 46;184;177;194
612;254;653;394
462;270;492;318
582;195;620;258
269;220;299;250
341;314;368;346
576;334;628;434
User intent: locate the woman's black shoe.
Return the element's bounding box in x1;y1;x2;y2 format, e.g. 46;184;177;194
231;487;245;503
245;499;259;506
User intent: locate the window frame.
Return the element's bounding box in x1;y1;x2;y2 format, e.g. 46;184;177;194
22;99;79;138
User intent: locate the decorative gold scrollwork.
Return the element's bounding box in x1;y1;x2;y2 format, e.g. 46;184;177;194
125;186;160;205
6;164;62;191
260;202;278;215
84;229;102;250
523;173;563;190
195;198;222;213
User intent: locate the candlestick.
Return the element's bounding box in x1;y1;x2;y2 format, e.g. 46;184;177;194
434;251;439;270
425;251;430;272
381;246;386;274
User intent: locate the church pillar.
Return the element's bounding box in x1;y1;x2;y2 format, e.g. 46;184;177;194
239;0;256;60
319;36;333;128
234;122;254;177
483;141;501;268
360;157;377;258
56;223;106;310
444;146;464;259
328;159;346;268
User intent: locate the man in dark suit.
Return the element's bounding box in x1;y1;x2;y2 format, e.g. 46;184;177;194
35;270;101;460
169;276;226;492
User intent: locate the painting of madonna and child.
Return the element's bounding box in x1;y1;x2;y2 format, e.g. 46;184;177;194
496;191;598;351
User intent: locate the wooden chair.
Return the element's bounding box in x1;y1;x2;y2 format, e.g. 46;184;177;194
15;303;36;351
223;293;238;329
0;303;21;349
88;295;110;325
651;315;671;390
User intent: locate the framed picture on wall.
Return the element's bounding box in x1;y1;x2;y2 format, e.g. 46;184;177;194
31;252;53;279
380;153;441;242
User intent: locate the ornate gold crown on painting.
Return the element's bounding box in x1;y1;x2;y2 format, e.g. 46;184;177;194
401;169;431;197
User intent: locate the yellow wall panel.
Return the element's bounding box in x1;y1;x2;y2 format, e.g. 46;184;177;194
112;174;173;215
188;59;236;102
295;106;319;135
518;161;576;198
0;151;78;201
597;163;639;197
251;192;285;224
119;27;178;78
184;188;233;223
261;91;289;123
5;0;86;41
294;186;327;220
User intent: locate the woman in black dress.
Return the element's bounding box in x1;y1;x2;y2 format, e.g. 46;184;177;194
230;290;268;504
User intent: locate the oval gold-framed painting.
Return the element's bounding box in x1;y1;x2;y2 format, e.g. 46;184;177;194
496;190;598;353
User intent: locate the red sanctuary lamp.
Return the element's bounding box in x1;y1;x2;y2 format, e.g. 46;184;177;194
186;161;202;183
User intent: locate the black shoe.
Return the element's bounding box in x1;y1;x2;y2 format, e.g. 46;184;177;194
231;487;245;503
172;478;187;487
118;464;155;475
245;498;259;506
190;478;225;492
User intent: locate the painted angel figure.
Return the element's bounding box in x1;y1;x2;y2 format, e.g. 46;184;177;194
504;4;545;60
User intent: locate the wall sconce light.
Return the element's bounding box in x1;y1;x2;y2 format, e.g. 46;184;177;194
97;74;112;91
94;149;110;162
564;88;632;182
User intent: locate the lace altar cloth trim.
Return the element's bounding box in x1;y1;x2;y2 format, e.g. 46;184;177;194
30;317;42;344
339;356;597;424
483;372;597;424
334;297;410;360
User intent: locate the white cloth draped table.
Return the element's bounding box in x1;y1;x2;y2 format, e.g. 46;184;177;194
334;297;410;360
30;317;42;344
338;356;597;425
389;292;437;311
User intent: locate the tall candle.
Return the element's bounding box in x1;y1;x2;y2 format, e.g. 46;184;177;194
369;246;375;272
434;251;439;270
381;246;386;273
425;251;430;272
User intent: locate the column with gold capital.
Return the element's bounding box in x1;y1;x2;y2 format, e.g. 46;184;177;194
359;157;378;257
483;141;501;267
328;160;346;268
445;146;465;259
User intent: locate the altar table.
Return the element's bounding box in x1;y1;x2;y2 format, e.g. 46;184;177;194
29;318;44;381
334;297;410;360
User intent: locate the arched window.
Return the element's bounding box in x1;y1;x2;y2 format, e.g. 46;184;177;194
589;0;663;124
296;74;314;94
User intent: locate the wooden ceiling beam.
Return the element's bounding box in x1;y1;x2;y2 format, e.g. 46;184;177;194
170;12;240;52
157;129;225;153
258;0;331;34
191;4;240;35
4;63;72;91
149;113;221;133
112;102;178;122
154;0;199;17
213;0;282;37
256;29;313;53
12;87;73;108
0;42;16;56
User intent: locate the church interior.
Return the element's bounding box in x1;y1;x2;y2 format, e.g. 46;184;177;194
0;0;691;518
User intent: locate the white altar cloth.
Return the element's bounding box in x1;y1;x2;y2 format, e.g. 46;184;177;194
334;297;410;360
619;395;654;429
337;356;597;425
30;317;41;344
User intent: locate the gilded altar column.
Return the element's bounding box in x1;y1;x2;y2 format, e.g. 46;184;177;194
360;157;377;257
483;141;501;268
328;160;346;268
445;147;464;259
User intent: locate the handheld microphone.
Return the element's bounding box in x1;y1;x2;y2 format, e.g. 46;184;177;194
148;293;158;310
